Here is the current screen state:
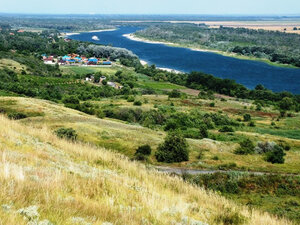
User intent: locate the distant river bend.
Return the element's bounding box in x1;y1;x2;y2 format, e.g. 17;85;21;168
69;27;300;94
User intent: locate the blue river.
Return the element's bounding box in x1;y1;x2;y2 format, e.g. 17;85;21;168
69;27;300;94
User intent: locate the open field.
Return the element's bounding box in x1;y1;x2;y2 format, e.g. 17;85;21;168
168;20;300;34
119;20;300;34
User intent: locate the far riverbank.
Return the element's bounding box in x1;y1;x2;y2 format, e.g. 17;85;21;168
124;33;297;69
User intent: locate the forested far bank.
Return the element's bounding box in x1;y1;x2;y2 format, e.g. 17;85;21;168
135;24;300;67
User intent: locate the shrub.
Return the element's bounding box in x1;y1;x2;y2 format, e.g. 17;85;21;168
133;100;142;106
134;153;147;161
219;126;234;132
164;120;179;131
181;128;200;139
95;109;105;119
141;87;156;95
248;121;256;127
243;113;251;122
199;124;208;139
214;208;247;225
256;104;262;111
279;97;293;111
278;141;291;151
209;102;215;107
212;156;219;160
135;144;152;156
234;138;255;155
168;89;181;98
155;131;189;163
127;96;135;102
8;112;27;120
265;145;286;164
55;128;77;141
63;95;80;105
102;80;107;85
255;141;277;154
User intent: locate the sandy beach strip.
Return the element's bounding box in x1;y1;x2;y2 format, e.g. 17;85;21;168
123;33;220;54
64;28;117;37
85;28;117;33
140;59;182;74
123;33;174;45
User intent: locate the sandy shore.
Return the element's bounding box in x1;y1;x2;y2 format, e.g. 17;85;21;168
158;67;182;74
64;29;117;37
85;28;117;33
123;33;221;54
65;32;80;36
140;60;148;66
123;34;174;45
139;59;182;74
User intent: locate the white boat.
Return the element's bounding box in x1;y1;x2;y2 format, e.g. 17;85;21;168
92;35;99;41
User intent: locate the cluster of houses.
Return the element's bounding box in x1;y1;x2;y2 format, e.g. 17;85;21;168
42;53;112;66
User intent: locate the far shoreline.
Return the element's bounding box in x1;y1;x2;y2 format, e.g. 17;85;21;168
123;33;298;69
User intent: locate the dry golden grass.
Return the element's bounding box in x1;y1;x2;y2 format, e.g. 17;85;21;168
0;112;294;224
0;59;28;73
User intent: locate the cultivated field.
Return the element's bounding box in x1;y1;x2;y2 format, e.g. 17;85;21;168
168;20;300;34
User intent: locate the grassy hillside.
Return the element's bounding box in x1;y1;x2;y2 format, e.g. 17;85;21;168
0;113;293;225
1;96;299;175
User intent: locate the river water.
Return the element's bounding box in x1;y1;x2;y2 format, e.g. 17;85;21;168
69;27;300;94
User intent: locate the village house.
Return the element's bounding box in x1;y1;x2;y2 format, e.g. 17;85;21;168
43;56;56;64
107;81;123;89
42;53;112;67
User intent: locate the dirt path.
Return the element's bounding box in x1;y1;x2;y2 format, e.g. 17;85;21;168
155;166;299;176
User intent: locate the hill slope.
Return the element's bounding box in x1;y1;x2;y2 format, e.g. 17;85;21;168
0;114;292;224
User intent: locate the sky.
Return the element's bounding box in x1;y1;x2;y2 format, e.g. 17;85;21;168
1;0;300;15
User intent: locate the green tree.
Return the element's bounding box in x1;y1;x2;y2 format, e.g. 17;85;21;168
265;145;286;164
153;72;167;81
199;124;208;139
63;95;80;105
219;126;234;133
102;80;107;85
134;144;152;161
135;145;152;156
243;114;251;122
234;138;255;155
168;89;181;98
279;97;293;111
155;131;189;163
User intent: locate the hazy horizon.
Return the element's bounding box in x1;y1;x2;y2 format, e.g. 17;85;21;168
1;0;300;15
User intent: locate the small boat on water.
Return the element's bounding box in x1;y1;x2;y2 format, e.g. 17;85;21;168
92;35;99;41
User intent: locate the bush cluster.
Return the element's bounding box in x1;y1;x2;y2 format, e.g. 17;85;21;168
155;131;189;163
55;128;77;141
